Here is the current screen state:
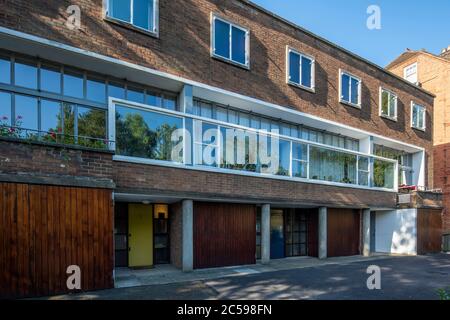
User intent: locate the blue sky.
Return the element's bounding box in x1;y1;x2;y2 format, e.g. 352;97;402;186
252;0;450;67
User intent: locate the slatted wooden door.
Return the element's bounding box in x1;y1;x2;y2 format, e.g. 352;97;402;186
0;182;114;299
193;202;256;269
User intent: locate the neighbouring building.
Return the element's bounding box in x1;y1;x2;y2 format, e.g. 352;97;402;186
387;47;450;249
0;0;443;298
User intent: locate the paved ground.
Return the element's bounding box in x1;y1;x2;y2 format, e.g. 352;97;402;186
45;253;450;300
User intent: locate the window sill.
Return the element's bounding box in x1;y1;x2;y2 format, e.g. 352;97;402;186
380;114;398;122
340;99;361;109
104;16;159;39
411;126;426;132
288;81;315;93
211;54;250;71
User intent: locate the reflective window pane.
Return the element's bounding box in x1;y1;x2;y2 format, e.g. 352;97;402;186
109;0;131;23
216;106;228;122
293;142;307;160
381;90;389;116
341;73;350;102
231;26;246;65
373;159;395;189
277;140;291;176
108;82;126;100
41;100;62;143
309;146;357;184
116;105;183;161
239;112;250;127
351;77;360;105
127;87;145;103
61;103;75;143
163;97;176;110
214;19;230;59
301;56;312;88
292;160;307;178
63;70;84;98
0;57;11;84
0;91;12;126
289;51;300;84
87;77;106;103
40;65;61;94
14;60;38;89
133;0;153;30
15;95;38;134
78;106;107;148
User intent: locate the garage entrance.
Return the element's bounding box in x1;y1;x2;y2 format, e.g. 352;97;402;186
327;208;361;257
193;202;256;269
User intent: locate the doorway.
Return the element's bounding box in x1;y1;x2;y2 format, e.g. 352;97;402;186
154;204;170;264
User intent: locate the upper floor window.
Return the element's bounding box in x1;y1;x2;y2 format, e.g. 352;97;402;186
379;88;397;120
404;63;418;84
287;47;315;91
340;70;361;108
106;0;158;35
212;15;249;68
411;102;426;131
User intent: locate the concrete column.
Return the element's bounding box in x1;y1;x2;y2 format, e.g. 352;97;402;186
182;199;193;272
318;207;327;259
261;204;271;264
362;209;371;257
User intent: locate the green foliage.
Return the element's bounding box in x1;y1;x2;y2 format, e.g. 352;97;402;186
437;287;450;300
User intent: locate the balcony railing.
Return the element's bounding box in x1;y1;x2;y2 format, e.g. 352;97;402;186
0;125;113;150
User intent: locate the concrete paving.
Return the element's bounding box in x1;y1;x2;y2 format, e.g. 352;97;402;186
43;253;450;300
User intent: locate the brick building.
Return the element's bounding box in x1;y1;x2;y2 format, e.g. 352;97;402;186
0;0;443;298
387;48;450;235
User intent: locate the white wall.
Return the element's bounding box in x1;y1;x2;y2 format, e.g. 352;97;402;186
375;209;417;255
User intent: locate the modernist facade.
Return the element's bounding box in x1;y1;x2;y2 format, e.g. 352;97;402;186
387;48;450;237
0;0;443;298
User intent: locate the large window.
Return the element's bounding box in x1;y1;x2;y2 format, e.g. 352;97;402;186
115;105;183;161
0;52;178;149
380;88;397;120
212;15;249;68
309;146;357;184
340;70;361;107
287;48;314;90
192;99;360;152
373;159;395;189
411;102;426;131
106;0;158;34
374;144;413;187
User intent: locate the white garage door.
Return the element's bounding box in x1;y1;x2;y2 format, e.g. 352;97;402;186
375;209;417;255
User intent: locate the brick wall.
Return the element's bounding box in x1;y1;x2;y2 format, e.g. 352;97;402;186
113;161;397;209
0;139;114;186
0;0;434;186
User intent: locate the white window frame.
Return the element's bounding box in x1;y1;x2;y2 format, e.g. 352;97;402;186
410;101;426;131
403;62;418;84
379;87;398;121
211;14;250;69
104;0;159;37
286;46;315;92
339;69;362;108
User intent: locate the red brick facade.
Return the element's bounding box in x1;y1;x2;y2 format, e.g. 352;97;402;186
0;0;437;208
0;0;434;186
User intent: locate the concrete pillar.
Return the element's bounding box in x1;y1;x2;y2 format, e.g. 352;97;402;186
261;204;271;264
362;209;371;257
182;199;193;272
318;207;327;259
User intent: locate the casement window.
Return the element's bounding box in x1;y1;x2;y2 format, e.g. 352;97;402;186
404;63;418;84
211;15;250;68
339;70;361;107
379;88;398;120
106;0;158;35
411;102;426;131
287;47;315;91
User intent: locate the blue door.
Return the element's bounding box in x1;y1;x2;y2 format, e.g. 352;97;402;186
270;210;285;259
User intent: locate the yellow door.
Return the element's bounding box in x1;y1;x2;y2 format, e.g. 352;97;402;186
128;204;153;268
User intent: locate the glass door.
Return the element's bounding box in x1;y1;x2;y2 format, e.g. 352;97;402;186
154;204;170;264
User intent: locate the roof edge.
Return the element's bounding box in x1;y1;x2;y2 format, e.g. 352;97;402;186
242;0;435;98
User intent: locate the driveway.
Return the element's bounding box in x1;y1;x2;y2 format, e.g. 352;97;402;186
45;253;450;300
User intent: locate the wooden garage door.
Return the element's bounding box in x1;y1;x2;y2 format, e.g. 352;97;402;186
327;208;361;257
417;209;442;254
194;202;256;269
0;183;113;299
